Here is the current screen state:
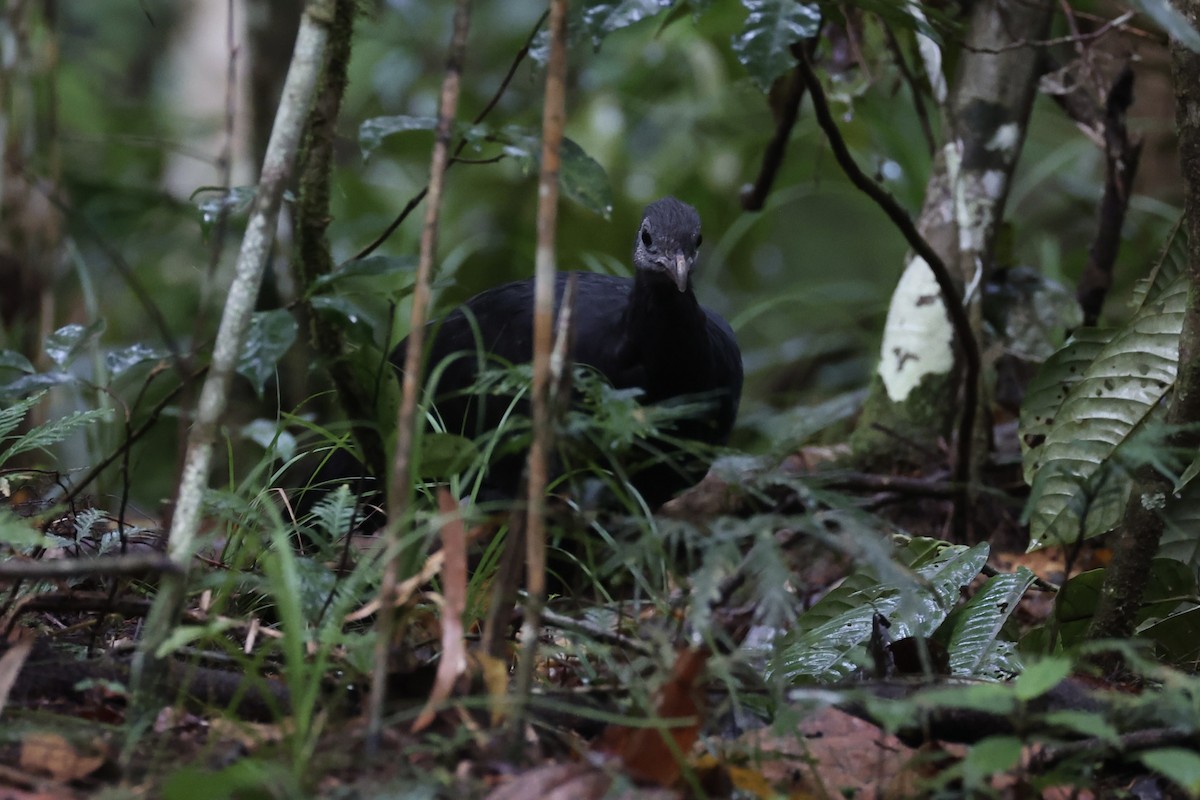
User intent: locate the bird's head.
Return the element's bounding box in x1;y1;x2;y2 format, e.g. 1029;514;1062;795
632;197;702;293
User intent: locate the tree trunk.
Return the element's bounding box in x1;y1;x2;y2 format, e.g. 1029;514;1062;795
850;0;1054;471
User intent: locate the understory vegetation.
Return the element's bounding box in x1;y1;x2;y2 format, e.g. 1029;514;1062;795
3;1;1200;798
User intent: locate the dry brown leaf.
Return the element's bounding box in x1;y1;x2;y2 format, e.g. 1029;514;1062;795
485;762;679;800
344;550;445;622
208;717;288;750
595;647;709;787
739;706;925;800
0;761;83;800
18;732;109;782
412;488;470;733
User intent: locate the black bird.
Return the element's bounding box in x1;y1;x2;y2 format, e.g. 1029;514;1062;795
402;196;743;506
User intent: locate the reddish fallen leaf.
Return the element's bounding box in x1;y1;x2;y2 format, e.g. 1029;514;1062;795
412;488;470;733
595;647;709;787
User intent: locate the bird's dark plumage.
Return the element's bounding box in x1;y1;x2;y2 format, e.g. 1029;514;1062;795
397;196;743;505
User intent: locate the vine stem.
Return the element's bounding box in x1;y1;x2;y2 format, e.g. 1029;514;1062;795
795;50;981;538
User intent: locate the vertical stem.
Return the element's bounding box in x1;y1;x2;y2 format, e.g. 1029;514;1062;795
511;0;568;724
367;0;471;746
128;0;335;749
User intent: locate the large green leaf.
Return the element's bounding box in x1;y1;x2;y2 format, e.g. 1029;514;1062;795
501;128;613;218
941;567;1035;678
310;255;417;293
773;541;988;683
1139;748;1200;795
0;350;35;374
236;309;299;399
582;0;675;41
358;115;437;158
732;0;820;91
106;343;168;377
1021;559;1197;653
1022;274;1186;549
44;319;106;368
355;116;613;217
1160;480;1200;575
1141;607;1200;667
1020;327;1113;484
1130;216;1188;310
530;0;677;63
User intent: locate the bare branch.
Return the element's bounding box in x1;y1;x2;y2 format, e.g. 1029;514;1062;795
512;0;569;732
368;0;472;746
131;0;338;724
352;11;547;261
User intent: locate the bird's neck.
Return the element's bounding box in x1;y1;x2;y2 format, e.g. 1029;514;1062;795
622;270;710;387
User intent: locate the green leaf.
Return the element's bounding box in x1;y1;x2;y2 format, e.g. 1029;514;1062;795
236;310;298;399
0;510;54;548
0;407;111;466
1014;655;1070;701
0;350;35;374
915;681;1016;715
240;419;296;462
733;0;820;91
583;0;676;41
1020;328;1112;484
943;567;1035;677
531;0;677;63
358;114;438;157
1160;476;1200;572
191;185;256;230
558;138;614;218
0;391;44;442
163;760;298;800
773;542;988;683
106;343;168;376
419;432;481;480
1140;607;1200;666
309;295;382;348
344;343;402;450
44;319;106;368
501;127;613;217
1139;748;1200;794
961;735;1022;784
155;618;238;658
1130;215;1187;309
1022;275;1186;549
291;555;339;624
309;484;358;543
311;255;417;292
1125;0;1200;51
1043;710;1119;743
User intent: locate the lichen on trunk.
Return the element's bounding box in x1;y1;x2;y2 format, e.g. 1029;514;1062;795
849;0;1054;471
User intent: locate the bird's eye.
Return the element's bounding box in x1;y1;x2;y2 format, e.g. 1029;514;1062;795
696;234;703;248
641;228;653;248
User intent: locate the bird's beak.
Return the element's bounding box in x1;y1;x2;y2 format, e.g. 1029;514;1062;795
671;252;690;292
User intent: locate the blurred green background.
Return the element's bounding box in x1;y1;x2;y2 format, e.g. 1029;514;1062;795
3;0;1181;509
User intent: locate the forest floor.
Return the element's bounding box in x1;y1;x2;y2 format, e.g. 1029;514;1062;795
0;465;1181;800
